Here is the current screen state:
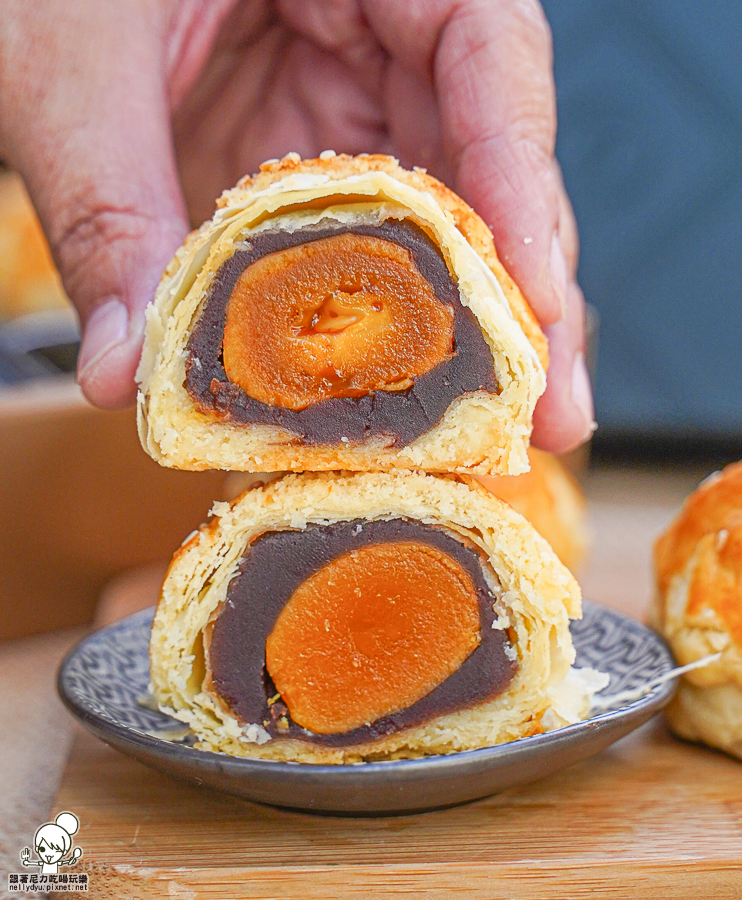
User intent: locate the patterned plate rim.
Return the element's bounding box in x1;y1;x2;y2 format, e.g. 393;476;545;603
58;599;677;774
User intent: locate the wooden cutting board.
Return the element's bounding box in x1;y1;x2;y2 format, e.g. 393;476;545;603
53;723;742;899
51;561;742;898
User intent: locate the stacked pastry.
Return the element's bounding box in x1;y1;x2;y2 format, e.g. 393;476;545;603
138;153;595;763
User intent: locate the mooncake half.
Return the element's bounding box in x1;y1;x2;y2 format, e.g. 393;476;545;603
150;471;596;764
137;153;547;475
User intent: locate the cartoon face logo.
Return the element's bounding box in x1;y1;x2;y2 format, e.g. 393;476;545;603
35;830;66;867
21;812;82;874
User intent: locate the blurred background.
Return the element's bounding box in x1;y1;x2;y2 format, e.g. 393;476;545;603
0;170;226;641
0;170;78;382
542;0;742;458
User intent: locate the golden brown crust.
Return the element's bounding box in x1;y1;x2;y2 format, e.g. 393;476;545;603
654;462;742;599
474;448;588;573
651;461;742;758
664;681;742;760
684;522;742;646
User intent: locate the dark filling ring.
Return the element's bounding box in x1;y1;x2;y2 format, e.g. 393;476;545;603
206;519;518;747
185;219;499;446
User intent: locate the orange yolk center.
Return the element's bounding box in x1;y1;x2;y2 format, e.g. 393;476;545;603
222;232;455;410
265;540;481;734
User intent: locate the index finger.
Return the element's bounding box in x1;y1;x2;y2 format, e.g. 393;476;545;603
364;0;594;451
435;0;564;326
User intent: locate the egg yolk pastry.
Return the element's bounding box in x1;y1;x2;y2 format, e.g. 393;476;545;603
137;153;547;475
150;471;593;764
652;461;742;759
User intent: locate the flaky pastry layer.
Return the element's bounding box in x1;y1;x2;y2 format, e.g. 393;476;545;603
149;471;593;764
136;153;547;475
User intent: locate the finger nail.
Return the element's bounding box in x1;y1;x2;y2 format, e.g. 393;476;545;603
549;231;568;320
77;299;129;378
571;351;595;441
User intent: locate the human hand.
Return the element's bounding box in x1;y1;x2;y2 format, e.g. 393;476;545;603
0;0;592;452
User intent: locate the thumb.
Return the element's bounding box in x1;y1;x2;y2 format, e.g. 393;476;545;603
1;1;188;407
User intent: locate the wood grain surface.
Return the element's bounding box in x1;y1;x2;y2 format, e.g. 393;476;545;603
0;380;227;641
49;467;742;899
54;721;742;899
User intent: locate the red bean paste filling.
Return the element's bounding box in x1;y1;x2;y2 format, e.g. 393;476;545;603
207;519;517;746
185;220;499;446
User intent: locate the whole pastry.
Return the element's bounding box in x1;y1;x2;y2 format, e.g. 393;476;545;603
475;448;589;574
652;461;742;759
150;471;594;764
137;152;547;475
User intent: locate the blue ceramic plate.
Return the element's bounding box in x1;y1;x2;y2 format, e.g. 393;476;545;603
58;600;675;814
